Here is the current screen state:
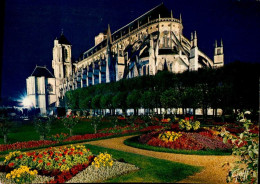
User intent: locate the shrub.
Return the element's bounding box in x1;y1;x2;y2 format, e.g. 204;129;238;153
0;116;13;144
63;115;80;136
48;133;68;142
33;117;51;140
221;111;258;183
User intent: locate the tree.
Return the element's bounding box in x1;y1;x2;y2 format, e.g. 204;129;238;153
182;86;202;117
91;95;101;115
0;116;13;144
100;94;113;115
126;90;141;115
112;91;128;116
160;88;179;117
34;117;51;140
140;90;156;115
65;90;79;109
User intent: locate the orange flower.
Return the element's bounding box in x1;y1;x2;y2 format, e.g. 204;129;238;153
38;160;43;163
62;159;66;163
47;162;51;166
58;163;62;166
55;157;59;161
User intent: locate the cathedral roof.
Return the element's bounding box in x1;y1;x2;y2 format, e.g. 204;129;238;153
31;66;54;78
80;3;171;61
58;34;71;45
112;3;170;37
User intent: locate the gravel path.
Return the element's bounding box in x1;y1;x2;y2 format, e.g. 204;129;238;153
86;135;237;184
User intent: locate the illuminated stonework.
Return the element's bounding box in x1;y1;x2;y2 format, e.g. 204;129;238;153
51;3;224;105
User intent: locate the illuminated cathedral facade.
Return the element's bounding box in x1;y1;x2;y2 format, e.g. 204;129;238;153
27;4;224;113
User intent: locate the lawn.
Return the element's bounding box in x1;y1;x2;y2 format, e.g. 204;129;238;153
84;144;203;183
0;118;122;144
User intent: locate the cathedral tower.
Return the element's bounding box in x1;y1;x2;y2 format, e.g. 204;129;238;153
52;32;72;105
213;39;224;68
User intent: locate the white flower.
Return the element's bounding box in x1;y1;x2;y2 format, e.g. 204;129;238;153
244;111;251;115
239;119;246;123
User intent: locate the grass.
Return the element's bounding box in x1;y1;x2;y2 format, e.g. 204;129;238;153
84;144;203;183
0;118;125;144
124;136;232;155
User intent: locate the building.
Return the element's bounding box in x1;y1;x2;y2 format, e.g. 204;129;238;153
26;66;56;115
28;3;224;111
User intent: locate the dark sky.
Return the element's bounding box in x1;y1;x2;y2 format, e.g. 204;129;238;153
1;0;260;100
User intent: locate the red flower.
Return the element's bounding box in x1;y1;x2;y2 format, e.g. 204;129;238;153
55;157;59;161
47;162;51;166
185;117;190;121
57;117;60;119
67;115;69;118
58;163;62;166
8;162;14;167
38;159;43;163
62;159;66;163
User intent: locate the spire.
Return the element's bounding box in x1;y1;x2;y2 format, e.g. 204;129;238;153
107;24;112;45
171;10;173;18
215;40;218;47
61;28;64;35
193;31;197;47
179;13;182;23
221;38;223;47
191;32;194;47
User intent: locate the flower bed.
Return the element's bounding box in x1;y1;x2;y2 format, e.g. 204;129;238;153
0;140;58;152
63;133;114;142
139;128;232;151
0;145;135;183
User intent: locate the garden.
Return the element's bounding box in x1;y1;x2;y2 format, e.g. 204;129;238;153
0;63;259;183
0;111;258;183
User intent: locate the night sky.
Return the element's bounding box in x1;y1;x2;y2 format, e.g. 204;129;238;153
1;0;260;100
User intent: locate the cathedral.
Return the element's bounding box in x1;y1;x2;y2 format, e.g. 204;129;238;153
27;3;224;114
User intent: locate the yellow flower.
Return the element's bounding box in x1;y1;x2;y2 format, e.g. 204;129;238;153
6;173;11;179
